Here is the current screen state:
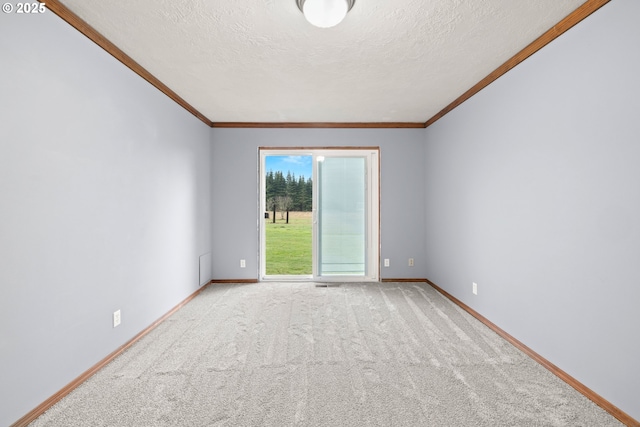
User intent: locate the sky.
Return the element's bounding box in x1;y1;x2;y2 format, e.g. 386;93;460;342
265;155;312;180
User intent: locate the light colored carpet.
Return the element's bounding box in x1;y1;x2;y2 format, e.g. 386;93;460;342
31;282;621;426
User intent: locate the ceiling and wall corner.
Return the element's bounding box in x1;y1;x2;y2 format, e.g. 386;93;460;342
40;0;607;127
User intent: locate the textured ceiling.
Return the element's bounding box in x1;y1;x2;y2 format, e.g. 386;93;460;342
58;0;586;124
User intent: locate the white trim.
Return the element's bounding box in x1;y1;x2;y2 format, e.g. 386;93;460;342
259;148;379;282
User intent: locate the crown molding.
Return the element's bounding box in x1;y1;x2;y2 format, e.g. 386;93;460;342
212;122;425;129
425;0;611;128
38;0;214;127
38;0;610;132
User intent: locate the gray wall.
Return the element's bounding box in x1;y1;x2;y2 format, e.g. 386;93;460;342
0;12;211;426
423;0;640;420
3;0;637;424
210;128;427;281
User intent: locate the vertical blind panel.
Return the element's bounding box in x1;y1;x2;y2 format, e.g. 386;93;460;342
318;157;366;275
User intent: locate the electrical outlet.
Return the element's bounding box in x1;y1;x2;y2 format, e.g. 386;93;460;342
384;258;390;267
408;258;414;267
240;259;246;268
113;310;121;328
472;282;478;295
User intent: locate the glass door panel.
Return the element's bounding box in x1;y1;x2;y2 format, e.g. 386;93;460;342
260;148;378;282
317;157;366;276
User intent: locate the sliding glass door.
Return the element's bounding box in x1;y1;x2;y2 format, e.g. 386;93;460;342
315;155;366;276
261;148;378;282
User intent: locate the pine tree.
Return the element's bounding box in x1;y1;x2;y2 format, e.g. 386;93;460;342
265;170;275;202
265;169;312;213
305;177;312;211
273;171;286;198
296;175;308;211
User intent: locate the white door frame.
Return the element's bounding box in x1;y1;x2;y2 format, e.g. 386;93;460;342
259;147;379;282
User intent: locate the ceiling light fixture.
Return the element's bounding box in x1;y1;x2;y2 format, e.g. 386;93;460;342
296;0;355;28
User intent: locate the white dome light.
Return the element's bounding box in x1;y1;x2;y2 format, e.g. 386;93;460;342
296;0;355;29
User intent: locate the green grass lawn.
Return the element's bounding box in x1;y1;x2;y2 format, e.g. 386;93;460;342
265;213;312;275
